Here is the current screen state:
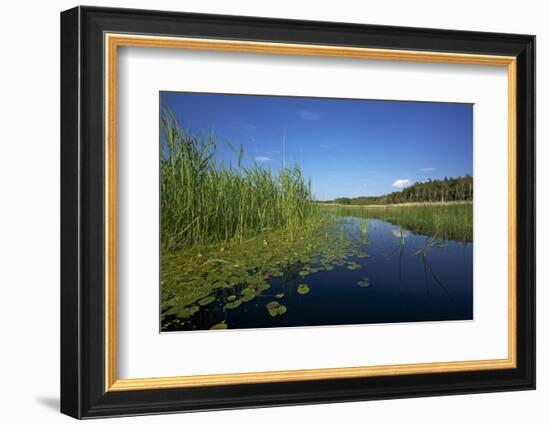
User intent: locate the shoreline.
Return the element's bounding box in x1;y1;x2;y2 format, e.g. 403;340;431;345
318;200;472;208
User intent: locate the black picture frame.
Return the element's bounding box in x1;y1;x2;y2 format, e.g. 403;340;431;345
61;5;535;419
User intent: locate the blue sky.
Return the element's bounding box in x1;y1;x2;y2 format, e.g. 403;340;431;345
160;92;473;200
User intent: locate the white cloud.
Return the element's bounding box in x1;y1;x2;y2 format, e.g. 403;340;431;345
392;178;412;189
254;156;273;162
299;110;321;120
419;167;435;172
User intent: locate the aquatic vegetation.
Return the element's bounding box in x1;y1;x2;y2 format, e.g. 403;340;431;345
161;217;371;331
327;202;473;243
346;262;362;270
357;277;371;288
160;109;320;253
414;237;447;257
225;299;242;310
297;284;310;295
266;301;288;317
210;321;228;330
360;220;368;236
161;207;473;331
240;287;257;302
173;305;199;319
198;296;215;306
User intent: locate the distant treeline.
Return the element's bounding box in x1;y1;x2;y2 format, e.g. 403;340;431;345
325;176;473;206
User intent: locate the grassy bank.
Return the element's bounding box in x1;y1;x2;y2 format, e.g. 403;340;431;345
161;109;320;253
326;202;473;243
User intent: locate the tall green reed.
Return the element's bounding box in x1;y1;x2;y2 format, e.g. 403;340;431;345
160;109;319;252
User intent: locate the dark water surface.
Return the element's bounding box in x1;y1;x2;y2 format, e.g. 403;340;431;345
165;216;473;331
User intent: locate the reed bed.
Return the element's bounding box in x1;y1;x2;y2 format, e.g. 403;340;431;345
160;109;320;252
328;202;473;243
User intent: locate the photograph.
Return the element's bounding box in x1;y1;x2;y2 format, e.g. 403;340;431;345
160;92;474;332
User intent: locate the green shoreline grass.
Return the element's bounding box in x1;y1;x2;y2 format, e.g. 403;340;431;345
326;202;473;243
322;200;472;208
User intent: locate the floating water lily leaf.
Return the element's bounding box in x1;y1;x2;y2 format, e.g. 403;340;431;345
357;278;371;288
347;262;361;270
210;321;228;330
240;292;256;303
297;283;310;295
227;295;237;302
225;299;242;310
257;283;270;292
175;305;199;319
266;301;287;317
275;293;285;299
198;296;215;306
299;270;310;276
211;280;228;289
240;287;255;296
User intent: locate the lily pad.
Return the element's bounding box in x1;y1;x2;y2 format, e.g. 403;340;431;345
298;270;310;277
240;287;256;296
225;299;242;310
210;321;228;330
347;262;362;270
266;301;287;317
357;278;371;288
240;292;256;303
227;295;237;302
175;305;199;319
275;293;285;299
297;283;310;295
198;296;215;306
257;283;271;292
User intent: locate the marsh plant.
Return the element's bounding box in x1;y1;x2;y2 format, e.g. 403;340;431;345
329;203;473;243
160;109;319;253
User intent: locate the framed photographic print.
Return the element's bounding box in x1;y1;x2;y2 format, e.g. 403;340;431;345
60;6;535;419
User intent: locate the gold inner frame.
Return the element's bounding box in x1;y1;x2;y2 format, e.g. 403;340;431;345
104;33;517;392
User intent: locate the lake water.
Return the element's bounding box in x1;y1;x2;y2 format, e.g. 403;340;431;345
166;215;473;331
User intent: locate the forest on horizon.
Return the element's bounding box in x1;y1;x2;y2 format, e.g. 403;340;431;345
324;176;473;206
